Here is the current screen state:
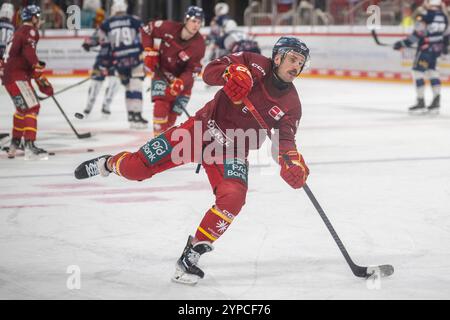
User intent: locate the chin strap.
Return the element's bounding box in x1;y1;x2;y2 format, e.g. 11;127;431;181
271;70;290;90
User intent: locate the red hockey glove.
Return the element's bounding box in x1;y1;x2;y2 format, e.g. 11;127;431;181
143;47;159;72
31;61;46;79
35;76;54;96
222;64;253;104
166;78;184;96
279;150;309;189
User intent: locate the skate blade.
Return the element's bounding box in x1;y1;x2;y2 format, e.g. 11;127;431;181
408;109;427;115
24;154;49;161
171;267;200;285
130;123;148;130
426;108;440;115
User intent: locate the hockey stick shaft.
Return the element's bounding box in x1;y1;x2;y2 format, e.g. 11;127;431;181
242;97;364;276
51;96;91;139
371;30;392;47
38;77;91;101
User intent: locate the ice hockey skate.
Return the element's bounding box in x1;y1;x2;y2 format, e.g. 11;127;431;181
129;112;148;129
101;107;111;119
408;98;427;114
427;95;440;115
172;235;213;285
24;140;48;160
0;133;10;151
7;138;22;159
74;155;112;179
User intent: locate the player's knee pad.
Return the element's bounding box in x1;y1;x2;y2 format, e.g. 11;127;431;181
413;71;425;87
7;80;39;113
214;179;248;215
127;77;143;93
426;70;441;86
109;151;156;181
125;78;143;111
126;91;143;112
91;68;106;81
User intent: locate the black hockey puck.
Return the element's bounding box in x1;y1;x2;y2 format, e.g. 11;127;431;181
74;112;84;119
49;152;55;156
87;148;94;152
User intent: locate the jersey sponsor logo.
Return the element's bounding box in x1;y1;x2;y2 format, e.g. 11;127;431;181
216;220;229;233
251;62;266;76
224;158;248;185
12;95;26;110
151;79;167;97
140;135;173;165
221;209;236;220
207;119;232;147
178;50;190;62
27;38;36;48
268;106;285;121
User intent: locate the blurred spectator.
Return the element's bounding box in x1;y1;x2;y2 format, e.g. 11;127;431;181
41;0;65;29
208;2;230;44
401;4;414;27
314;0;331;25
81;0;105;28
277;0;294;13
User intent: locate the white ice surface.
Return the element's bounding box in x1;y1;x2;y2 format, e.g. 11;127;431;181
0;77;449;299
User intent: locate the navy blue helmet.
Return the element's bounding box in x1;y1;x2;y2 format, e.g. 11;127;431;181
272;37;309;59
21;4;41;21
185;6;204;21
272;36;310;72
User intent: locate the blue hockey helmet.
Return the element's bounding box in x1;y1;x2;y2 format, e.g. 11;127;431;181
21;4;41;21
185;6;204;21
272;36;310;72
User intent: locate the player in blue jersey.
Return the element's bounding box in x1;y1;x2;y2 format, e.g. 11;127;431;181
81;27;120;119
394;0;449;114
215;19;261;57
206;2;231;61
0;3;15;79
0;3;16;147
97;0;147;129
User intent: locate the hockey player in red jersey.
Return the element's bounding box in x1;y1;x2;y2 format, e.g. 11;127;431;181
75;37;310;284
2;5;53;160
141;6;206;136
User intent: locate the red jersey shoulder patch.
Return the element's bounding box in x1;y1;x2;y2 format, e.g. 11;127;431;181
268;105;285;121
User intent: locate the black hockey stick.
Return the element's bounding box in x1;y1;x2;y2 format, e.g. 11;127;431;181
51;96;92;139
37;77;91;101
371;29;393;47
242;97;394;279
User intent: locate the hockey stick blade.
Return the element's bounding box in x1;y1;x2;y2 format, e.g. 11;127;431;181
77;132;92;139
74;155;111;179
